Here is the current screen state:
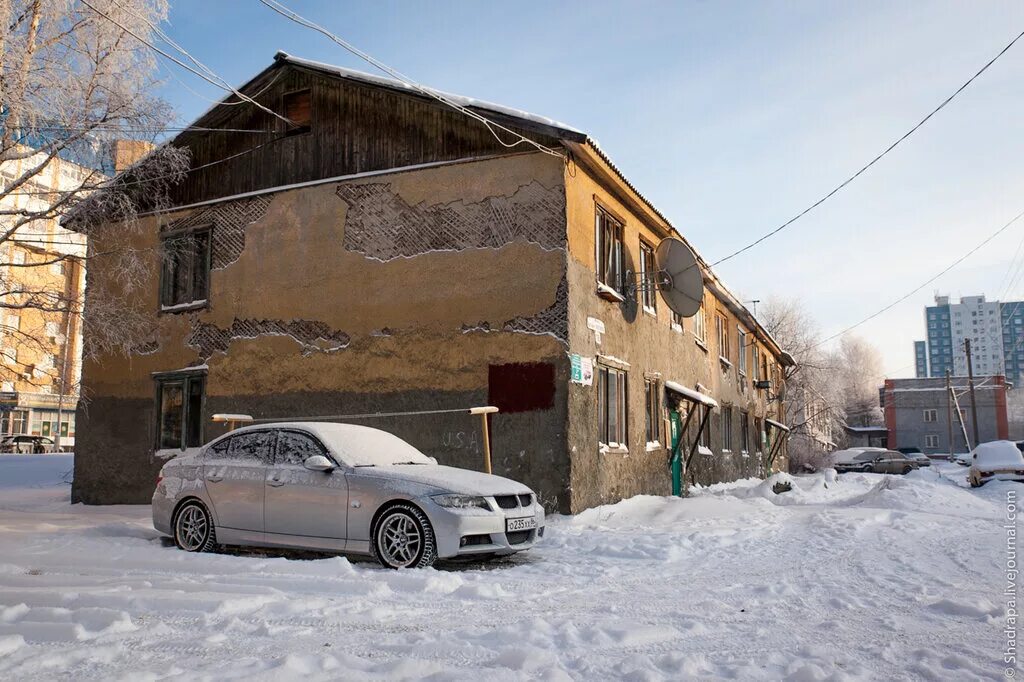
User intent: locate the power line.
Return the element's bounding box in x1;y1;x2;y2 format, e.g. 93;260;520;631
814;208;1024;348
710;28;1024;269
256;0;564;159
79;0;295;129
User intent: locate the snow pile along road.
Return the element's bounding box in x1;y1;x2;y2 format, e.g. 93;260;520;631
0;455;1013;680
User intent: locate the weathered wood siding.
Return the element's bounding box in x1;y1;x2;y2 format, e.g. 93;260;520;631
168;63;565;206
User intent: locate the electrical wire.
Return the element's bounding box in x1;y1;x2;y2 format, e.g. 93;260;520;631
709;28;1024;269
255;0;564;159
814;208;1024;348
79;0;295;128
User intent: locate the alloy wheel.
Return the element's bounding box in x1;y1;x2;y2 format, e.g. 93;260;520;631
377;512;423;568
175;503;210;551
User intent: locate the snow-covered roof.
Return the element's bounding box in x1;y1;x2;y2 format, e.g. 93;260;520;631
845;425;887;433
765;418;790;433
276;52;585;136
665;381;718;408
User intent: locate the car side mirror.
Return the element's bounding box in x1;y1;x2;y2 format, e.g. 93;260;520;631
304;454;336;472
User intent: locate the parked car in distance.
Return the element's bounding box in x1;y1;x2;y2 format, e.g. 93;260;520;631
968;440;1024;488
0;435;58;454
954;452;974;466
897;447;932;467
153;422;545;569
829;449;881;473
829;448;918;475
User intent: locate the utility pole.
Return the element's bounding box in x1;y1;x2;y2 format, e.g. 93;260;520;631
946;370;954;457
965;339;981;447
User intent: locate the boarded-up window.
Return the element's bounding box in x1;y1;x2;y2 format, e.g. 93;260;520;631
488;363;555;414
283;89;312;134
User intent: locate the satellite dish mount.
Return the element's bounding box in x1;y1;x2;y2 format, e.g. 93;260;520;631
624;238;705;318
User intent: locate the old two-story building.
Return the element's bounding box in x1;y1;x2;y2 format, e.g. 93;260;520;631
72;53;792;512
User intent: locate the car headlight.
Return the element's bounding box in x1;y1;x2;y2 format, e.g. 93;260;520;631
431;494;490;510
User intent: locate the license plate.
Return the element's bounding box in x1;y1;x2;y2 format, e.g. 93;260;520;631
506;516;537;532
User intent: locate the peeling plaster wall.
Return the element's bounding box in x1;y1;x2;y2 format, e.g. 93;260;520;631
74;153;573;509
563;164;788;512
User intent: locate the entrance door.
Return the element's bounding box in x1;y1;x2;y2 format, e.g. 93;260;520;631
264;429;349;551
669;408;684;496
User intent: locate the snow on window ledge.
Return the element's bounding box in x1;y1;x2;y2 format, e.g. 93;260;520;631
160;299;208;314
671;323;683;333
697;445;714;456
740;450;750;458
719;355;732;369
646;441;663;452
694;337;708;352
596;283;625;303
642;306;657;318
599;442;629;456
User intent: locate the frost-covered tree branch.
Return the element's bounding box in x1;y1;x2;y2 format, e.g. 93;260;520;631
0;0;189;388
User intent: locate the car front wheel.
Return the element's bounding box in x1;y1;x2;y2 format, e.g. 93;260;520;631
173;500;217;552
371;503;437;569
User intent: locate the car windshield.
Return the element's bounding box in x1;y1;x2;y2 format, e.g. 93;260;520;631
306;423;435;467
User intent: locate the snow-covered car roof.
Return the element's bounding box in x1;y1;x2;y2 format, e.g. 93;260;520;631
223;422;434;467
971;441;1024;472
829;447;884;463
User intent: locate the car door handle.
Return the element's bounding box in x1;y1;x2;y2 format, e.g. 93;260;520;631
267;478;285;487
206;474;223;483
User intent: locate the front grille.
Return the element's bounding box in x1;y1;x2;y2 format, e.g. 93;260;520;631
518;493;532;507
495;495;518;509
506;530;533;545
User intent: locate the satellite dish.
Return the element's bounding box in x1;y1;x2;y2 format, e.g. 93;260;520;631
655;238;704;318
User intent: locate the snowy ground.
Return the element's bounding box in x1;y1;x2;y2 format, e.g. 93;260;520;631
0;455;1016;681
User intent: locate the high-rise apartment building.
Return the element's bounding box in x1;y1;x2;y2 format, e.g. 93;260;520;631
914;294;1024;386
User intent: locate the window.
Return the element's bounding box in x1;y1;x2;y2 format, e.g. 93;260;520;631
924;434;939;448
155;373;205;450
752;346;761;381
276;430;327;465
639;240;657;313
671;311;683;331
598;365;628;447
644;379;661;445
693;306;707;344
923;409;937;423
754;417;763;452
160;228;211;310
595;207;624;294
228;430;275;464
721;405;733;452
283;89;312;134
740;411;749;453
715;312;730;362
737;329;748;375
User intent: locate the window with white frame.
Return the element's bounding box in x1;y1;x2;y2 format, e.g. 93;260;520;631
752;345;761;381
639;240;657;313
595;207;624;294
716;312;730;362
598;365;628;448
644;379;661;445
737;328;748;375
740;410;749;453
923;409;937;423
924;434;939;448
693;306;707;344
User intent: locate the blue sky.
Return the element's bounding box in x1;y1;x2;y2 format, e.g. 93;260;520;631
159;1;1024;375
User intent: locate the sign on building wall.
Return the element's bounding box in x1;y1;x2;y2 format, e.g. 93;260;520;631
570;355;594;386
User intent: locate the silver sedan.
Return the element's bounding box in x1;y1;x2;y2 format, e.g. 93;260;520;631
152;422;545;568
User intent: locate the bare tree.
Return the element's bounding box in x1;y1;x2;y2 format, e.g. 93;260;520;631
835;335;885;428
0;0;188;392
760;297;843;471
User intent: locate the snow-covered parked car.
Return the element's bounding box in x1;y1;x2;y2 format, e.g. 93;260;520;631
968;440;1024;488
829;448;917;475
153;422;545;568
897;447;931;467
